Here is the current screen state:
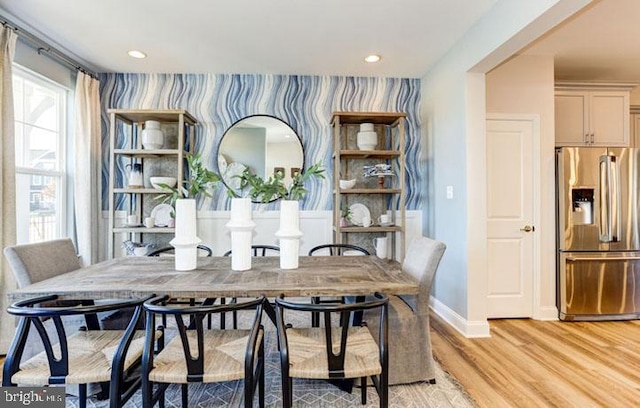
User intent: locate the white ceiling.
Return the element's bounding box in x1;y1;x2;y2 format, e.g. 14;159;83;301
0;0;498;78
2;0;637;83
522;0;640;83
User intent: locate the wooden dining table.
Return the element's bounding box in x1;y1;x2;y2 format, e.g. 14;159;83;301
8;255;418;323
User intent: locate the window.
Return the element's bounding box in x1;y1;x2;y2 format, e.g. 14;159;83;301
13;66;68;244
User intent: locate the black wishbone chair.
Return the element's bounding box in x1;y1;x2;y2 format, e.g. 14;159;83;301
146;245;213;257
141;295;266;408
275;292;389;408
2;294;157;408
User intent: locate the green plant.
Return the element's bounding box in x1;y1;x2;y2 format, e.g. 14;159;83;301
231;162;325;203
341;203;352;222
286;162;325;200
157;154;222;207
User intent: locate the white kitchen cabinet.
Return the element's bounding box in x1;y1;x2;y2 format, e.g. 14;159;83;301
555;89;630;146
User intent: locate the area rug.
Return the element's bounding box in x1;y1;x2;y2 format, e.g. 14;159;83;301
66;310;475;408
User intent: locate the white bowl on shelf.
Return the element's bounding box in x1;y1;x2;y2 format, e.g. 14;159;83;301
339;179;356;190
150;176;177;190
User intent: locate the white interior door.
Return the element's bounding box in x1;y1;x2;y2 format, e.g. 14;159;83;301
486;117;536;318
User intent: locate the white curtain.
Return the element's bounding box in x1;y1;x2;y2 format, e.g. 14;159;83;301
0;25;18;354
74;72;101;265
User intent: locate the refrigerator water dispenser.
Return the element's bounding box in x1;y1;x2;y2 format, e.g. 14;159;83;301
572;188;594;225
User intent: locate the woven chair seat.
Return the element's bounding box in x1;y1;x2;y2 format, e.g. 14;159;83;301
286;326;381;379
150;328;264;384
12;330;151;386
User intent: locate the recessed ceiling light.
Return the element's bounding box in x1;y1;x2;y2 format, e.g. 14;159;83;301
128;50;147;59
365;54;381;63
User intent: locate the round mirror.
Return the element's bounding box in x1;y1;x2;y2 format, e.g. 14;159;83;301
218;115;304;201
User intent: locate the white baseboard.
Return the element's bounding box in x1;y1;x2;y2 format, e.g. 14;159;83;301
535;306;559;321
430;296;491;338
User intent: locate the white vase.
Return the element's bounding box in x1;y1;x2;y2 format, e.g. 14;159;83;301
275;200;303;269
357;130;377;150
142;120;164;149
170;198;201;271
225;197;256;271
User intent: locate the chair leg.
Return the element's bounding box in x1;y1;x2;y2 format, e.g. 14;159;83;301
142;379;151;408
79;384;87;408
259;340;265;408
181;383;188;407
220;298;226;329
281;375;292;408
159;385;166;408
380;372;388;408
311;296;320;327
361;376;367;405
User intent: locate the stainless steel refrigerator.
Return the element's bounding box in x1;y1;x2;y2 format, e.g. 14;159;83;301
557;147;640;321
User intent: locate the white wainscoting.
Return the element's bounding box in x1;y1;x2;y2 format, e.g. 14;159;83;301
102;210;422;260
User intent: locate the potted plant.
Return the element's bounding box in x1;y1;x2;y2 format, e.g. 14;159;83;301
233;161;325;203
340;204;352;227
234;162;324;269
157;154;221;271
157;154;222;209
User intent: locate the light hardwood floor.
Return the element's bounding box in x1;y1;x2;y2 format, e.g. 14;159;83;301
4;314;640;407
431;312;640;407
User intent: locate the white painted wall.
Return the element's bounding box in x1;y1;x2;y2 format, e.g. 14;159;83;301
421;0;591;337
486;54;558;319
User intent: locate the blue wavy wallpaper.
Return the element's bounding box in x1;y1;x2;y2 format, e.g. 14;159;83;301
99;74;422;211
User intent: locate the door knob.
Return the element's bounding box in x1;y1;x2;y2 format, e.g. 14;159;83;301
520;225;535;232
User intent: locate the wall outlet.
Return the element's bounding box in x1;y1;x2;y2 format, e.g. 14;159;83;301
446;186;454;199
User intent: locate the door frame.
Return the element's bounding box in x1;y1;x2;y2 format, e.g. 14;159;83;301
486;113;542;319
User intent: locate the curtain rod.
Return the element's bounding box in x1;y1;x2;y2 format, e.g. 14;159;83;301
1;16;98;79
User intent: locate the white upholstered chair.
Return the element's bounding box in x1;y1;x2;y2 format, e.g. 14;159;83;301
365;236;446;385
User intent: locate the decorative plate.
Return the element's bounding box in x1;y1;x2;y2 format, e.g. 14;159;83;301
349;203;370;226
218;154;228;175
223;162;247;191
150;203;173;227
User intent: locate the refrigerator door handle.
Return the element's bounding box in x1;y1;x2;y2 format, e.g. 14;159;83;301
610;155;620;242
565;255;640;261
599;155;612;242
